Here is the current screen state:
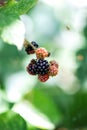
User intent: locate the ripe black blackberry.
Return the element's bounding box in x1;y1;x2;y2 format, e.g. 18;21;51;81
27;59;37;75
25;41;39;54
31;41;39;48
35;59;49;75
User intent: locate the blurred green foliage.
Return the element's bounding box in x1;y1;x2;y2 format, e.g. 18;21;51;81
76;20;87;84
0;1;87;130
0;111;27;130
0;43;25;75
0;43;25;89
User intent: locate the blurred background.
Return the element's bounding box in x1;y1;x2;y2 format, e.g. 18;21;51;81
0;0;87;129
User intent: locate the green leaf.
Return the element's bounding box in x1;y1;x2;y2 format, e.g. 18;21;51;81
0;43;25;76
63;91;87;129
76;48;87;83
12;0;38;15
0;111;27;130
35;85;72;116
27;123;41;130
24;87;62;124
37;86;87;128
0;0;38;33
40;86;87;128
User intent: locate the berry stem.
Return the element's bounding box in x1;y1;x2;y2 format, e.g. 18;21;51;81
24;39;37;50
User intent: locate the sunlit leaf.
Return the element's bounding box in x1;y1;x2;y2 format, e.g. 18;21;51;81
0;0;38;33
1;19;25;50
24;86;62;124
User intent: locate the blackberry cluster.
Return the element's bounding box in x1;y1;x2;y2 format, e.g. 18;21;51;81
25;41;39;54
27;59;49;76
25;40;59;82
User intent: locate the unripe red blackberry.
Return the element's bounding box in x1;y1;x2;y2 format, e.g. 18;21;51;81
25;41;39;54
26;59;37;75
50;60;59;68
34;59;49;75
38;74;49;82
35;47;49;59
49;65;58;76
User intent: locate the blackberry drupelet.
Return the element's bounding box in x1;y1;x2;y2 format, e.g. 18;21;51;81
35;59;49;75
25;41;39;54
